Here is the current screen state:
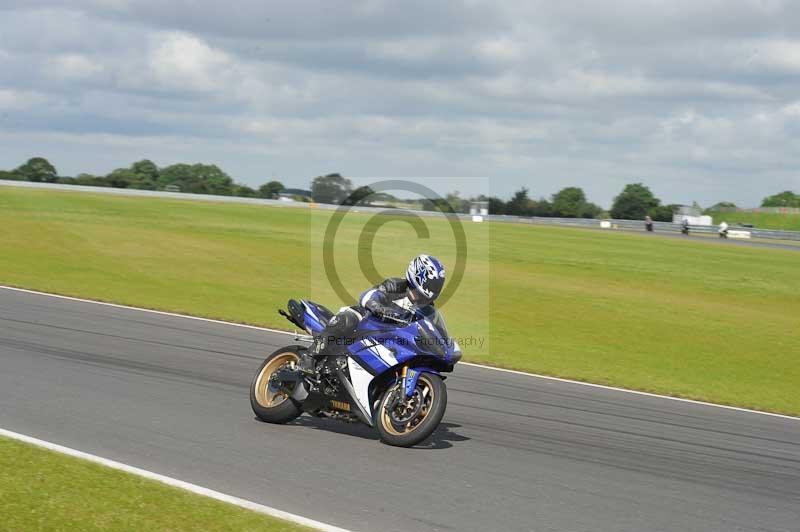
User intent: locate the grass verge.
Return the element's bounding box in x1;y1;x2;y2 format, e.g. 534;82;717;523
710;211;800;231
0;435;313;532
1;187;798;415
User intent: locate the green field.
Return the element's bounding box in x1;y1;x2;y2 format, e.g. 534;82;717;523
0;436;310;532
710;211;800;231
1;187;799;415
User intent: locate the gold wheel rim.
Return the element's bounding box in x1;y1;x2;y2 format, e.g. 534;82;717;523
254;352;299;408
380;374;435;436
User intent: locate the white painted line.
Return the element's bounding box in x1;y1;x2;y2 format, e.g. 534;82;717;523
0;427;353;532
2;284;798;422
460;363;799;421
0;285;296;337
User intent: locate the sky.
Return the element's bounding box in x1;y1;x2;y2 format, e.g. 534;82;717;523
1;1;799;208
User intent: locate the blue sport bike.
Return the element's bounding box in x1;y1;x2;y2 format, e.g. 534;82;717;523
250;299;462;447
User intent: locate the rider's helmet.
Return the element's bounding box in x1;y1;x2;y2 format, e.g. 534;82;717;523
405;255;445;304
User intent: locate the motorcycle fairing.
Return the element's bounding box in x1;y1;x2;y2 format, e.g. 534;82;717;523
347;357;374;418
300;300;332;333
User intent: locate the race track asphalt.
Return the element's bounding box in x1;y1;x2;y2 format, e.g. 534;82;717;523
0;287;798;532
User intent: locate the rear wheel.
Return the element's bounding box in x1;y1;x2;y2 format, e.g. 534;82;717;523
375;373;447;447
250;347;303;424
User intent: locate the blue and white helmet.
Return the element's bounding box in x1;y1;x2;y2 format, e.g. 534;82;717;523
405;255;446;303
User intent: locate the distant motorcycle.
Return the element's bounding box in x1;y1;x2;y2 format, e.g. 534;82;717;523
681;222;690;235
250;299;461;447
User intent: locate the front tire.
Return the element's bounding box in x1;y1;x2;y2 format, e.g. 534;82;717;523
375;373;447;447
250;347;304;424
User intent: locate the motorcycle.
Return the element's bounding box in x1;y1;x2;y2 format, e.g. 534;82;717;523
250;299;461;447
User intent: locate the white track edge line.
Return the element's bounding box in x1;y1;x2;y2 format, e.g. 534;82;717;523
0;285;295;336
0;427;353;532
2;284;798;422
459;363;799;421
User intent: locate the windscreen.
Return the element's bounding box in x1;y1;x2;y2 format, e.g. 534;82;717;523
416;305;450;342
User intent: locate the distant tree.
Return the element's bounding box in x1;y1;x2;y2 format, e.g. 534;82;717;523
648;205;674;222
421;197;455;213
73;173;109;187
486;196;507;215
506;188;534;216
128;159;159;189
610;183;660;220
0;170;22;180
551;187;586;218
310;173;352;204
233;185;257;197
15;157;57;182
762;191;800;208
159;163;234;195
192;164;234;195
370;192;397;202
550;187;601;218
580;202;603;219
531;198;554;217
258;180;285;199
157;163;192;190
105;168;135;188
707;201;738;212
342;185;376;206
443;191;470;213
98;160;159;190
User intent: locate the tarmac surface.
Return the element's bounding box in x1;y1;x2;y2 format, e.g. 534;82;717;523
1;287;798;532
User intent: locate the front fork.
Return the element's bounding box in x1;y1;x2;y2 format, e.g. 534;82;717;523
384;365;440;414
401;365;437;397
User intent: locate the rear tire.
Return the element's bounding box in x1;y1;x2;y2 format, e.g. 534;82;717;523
250;347;304;424
375;373;447;447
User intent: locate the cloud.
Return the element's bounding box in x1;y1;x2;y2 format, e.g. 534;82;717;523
0;1;799;206
147;32;232;92
0;89;49;110
750;39;800;72
46;53;104;80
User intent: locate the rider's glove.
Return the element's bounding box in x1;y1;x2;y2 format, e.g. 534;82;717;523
365;299;411;323
381;307;412;323
378;277;406;295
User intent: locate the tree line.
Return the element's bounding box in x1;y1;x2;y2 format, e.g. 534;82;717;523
3;156;797;220
705;191;800;210
0;157;287;199
309;174;671;221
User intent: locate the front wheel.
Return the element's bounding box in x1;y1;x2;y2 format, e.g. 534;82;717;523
250;347;303;424
375;372;447;447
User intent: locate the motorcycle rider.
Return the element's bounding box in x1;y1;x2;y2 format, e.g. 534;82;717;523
681;217;690;235
718;220;729;238
300;254;446;372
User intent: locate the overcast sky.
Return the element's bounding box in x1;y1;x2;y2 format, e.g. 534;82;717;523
1;1;799;207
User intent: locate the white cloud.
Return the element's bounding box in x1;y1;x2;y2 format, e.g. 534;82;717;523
782;101;800;116
1;1;800;206
749;40;800;72
148;32;232;92
475;38;522;63
46;53;103;80
0;89;48;110
367;37;451;64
